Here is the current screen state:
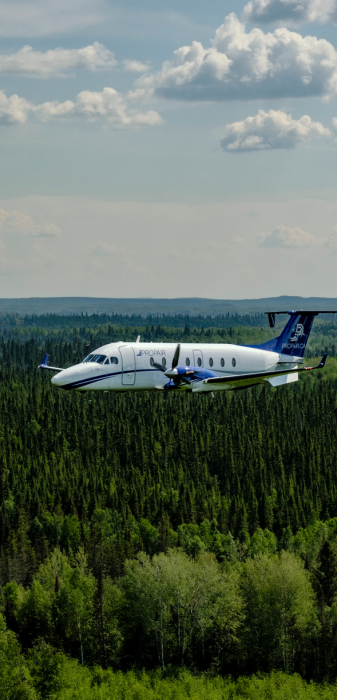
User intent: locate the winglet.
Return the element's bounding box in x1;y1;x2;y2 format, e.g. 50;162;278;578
304;353;328;371
319;353;328;368
39;353;49;368
38;354;63;372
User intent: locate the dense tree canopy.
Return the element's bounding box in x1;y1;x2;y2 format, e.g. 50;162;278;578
2;313;337;696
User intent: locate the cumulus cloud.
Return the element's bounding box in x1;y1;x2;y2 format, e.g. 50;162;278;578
123;59;151;73
140;13;337;100
0;42;116;77
243;0;337;26
0;208;60;237
0;91;31;124
0;88;163;127
36;88;163;126
260;225;330;247
220;109;329;151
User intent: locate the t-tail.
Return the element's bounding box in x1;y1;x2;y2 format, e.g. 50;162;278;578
251;310;337;358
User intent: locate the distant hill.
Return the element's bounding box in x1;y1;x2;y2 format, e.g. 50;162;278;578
0;296;337;316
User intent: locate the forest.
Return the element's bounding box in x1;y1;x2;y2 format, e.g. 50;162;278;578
2;312;337;699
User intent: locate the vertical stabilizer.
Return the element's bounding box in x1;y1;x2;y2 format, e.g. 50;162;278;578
274;312;317;357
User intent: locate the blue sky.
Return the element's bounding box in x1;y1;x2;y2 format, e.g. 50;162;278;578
0;0;337;299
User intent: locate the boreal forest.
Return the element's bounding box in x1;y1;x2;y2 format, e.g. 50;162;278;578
2;312;337;699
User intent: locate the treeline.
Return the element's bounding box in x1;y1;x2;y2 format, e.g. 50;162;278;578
1;314;337;359
0;311;268;333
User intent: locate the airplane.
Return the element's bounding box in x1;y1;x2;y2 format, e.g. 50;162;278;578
39;310;336;394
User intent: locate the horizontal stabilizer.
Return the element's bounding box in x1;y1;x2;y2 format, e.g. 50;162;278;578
265;310;337;328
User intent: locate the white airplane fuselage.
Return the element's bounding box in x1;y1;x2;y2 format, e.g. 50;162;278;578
51;341;301;393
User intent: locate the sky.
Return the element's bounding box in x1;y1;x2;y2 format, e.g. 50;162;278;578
0;0;337;299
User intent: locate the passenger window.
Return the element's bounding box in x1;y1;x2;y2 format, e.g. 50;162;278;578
186;357;190;366
162;357;166;367
150;357;154;366
221;358;225;367
197;358;202;367
209;358;213;367
232;358;236;367
110;357;119;365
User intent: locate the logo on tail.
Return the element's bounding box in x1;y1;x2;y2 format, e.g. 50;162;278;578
289;323;305;343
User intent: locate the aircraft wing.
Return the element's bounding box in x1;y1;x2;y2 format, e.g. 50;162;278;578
202;354;327;389
38;353;63;373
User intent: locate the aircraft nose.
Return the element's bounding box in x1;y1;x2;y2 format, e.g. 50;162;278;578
51;367;79;388
51;364;89;389
51;371;66;387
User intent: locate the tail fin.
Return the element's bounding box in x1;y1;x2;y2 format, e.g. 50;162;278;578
275;312;316;357
248;310;337;358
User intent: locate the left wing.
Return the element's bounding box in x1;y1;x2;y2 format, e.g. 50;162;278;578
201;354;327;389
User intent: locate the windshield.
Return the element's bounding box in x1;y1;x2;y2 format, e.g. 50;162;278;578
83;354;106;364
83;354;94;363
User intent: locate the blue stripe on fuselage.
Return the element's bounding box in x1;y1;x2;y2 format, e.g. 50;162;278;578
62;367;160;390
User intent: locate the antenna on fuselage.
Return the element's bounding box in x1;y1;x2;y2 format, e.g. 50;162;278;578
136;335;141;343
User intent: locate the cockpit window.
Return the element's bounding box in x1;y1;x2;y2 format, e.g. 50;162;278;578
110;357;119;365
87;354;106;364
95;355;106;364
83;353;107;364
83;354;94;363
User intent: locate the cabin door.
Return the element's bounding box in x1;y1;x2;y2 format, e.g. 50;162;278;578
193;349;203;368
120;346;136;385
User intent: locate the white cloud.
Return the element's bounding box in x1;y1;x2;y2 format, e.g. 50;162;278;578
0;88;163;127
0;208;60;237
123;59;151;73
0;91;31;124
140;13;337;100
36;88;163;126
260;225;328;247
243;0;337;26
220;109;329;151
0;43;116;78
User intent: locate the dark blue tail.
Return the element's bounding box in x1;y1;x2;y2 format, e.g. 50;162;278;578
248;310;331;358
274;313;316;357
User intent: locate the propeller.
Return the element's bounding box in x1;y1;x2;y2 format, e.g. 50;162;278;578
152;343;181;379
152;343;201;389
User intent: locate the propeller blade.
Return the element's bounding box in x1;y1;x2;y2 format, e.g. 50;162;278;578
152;361;165;372
172;343;180;370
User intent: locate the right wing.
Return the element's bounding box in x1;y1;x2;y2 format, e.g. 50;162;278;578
202;354;327;389
38;353;63;373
